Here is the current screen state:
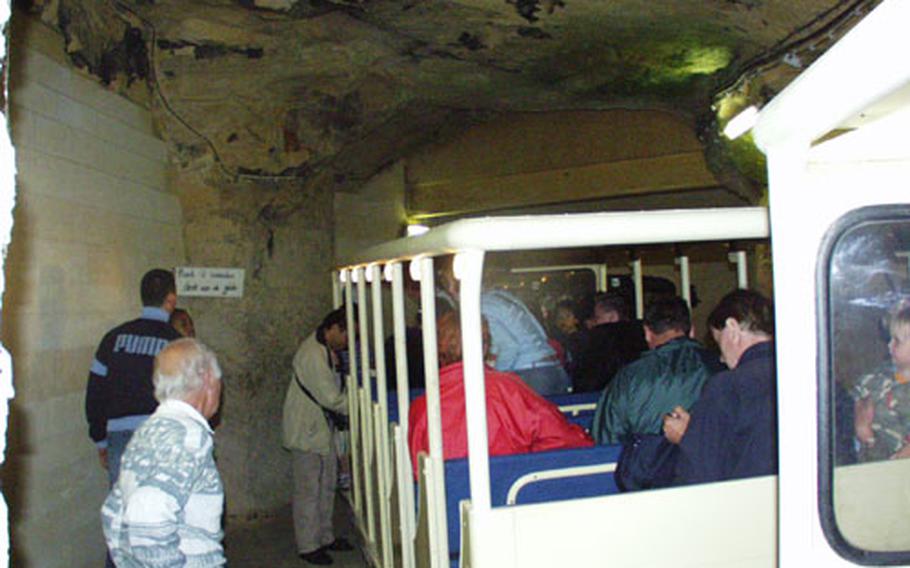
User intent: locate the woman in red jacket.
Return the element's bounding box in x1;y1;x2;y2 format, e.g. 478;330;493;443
409;310;592;477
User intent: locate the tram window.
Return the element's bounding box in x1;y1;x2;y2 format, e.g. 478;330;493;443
821;206;910;563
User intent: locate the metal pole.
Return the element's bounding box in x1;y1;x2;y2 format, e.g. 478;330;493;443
390;262;416;568
370;265;394;568
355;267;377;545
729;251;749;289
343;271;361;517
459;250;491;511
418;256;449;568
676;255;691;308
631;258;644;319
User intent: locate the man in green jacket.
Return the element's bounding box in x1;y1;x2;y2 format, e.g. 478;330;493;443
593;296;721;445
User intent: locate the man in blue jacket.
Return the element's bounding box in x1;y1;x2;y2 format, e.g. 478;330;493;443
85;269;181;485
593;296;719;444
663;289;777;485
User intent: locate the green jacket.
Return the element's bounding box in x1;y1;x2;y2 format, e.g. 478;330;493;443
593;337;718;445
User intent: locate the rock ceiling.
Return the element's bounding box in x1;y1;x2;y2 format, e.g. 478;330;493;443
18;0;877;191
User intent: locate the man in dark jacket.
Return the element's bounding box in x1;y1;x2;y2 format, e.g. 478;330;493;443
593;296;720;444
663;289;777;485
573;293;647;393
85;268;181;486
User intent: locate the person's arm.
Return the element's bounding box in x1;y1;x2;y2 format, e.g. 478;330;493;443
85;335;112;468
294;344;348;414
663;406;691;445
592;370;631;445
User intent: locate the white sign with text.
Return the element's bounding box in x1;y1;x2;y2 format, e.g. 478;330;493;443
176;267;245;298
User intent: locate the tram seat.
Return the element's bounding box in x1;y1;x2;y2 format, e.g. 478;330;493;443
436;444;623;565
385;389;597;428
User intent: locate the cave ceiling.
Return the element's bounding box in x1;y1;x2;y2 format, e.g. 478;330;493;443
17;0;877;192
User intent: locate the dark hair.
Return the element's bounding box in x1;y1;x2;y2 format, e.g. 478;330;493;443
169;308;191;323
594;292;629;320
707;289;774;335
141;269;176;307
643;296;691;335
320;307;347;332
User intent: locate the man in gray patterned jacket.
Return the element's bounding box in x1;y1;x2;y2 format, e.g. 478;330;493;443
102;338;225;567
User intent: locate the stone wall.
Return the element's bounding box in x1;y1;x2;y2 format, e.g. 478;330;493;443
2;15;181;568
173;166;335;517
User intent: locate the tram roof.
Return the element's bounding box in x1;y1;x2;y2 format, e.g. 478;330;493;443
339;206;769;269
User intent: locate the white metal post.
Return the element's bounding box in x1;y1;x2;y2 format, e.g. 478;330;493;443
728;251;749;289
390;262;417;567
631;258;644;319
343;271;362;516
370;265;394;568
332;270;342;309
356;268;377;545
676;255;691;308
459;250;491;512
596;264;608;293
418;256;449;568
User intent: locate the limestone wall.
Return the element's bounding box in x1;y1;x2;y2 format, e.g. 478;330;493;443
2;16;181;568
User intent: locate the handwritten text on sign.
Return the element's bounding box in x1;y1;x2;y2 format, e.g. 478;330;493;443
176;267;245;298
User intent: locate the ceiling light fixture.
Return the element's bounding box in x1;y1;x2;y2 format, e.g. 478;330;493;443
723;105;760;140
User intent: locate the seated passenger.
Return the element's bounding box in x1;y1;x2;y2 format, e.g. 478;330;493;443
435;256;570;395
408;311;593;477
573;293;647;393
852;303;910;461
662;289;776;485
592;296;721;445
550;298;587;377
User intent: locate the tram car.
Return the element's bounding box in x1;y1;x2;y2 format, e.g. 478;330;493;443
333;0;910;565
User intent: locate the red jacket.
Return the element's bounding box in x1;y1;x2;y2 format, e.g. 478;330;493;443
408;362;593;477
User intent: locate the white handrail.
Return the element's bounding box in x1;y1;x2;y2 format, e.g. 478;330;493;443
505;463;618;506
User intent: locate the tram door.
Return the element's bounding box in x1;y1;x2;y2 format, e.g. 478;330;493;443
755;1;910;564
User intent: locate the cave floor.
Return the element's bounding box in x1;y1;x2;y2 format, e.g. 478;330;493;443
225;493;368;567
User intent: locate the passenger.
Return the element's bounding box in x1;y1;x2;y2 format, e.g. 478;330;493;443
592;296;721;444
852;303;910;462
435;255;570;395
550;298;587;377
573;293;647;393
407;311;593;477
662;289;776;485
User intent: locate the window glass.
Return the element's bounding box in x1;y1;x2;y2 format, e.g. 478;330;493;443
825;210;910;560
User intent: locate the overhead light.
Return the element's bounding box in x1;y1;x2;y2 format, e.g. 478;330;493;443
723;105;760;140
406;224;430;237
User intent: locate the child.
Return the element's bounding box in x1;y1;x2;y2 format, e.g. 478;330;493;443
853;303;910;461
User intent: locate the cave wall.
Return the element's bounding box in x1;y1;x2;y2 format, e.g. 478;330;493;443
2;15;182;568
172;166;335;518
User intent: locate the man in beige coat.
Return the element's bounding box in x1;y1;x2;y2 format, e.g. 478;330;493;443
283;307;352;565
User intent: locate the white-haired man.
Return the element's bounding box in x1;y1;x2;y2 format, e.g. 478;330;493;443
102;338;225;567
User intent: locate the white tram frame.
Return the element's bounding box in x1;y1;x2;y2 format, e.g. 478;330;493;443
333;0;910;565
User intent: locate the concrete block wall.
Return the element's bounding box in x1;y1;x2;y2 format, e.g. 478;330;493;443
2;17;182;568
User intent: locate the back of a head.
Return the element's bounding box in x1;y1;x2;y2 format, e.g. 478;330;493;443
141;269;176;308
436;310;491;368
643;296;691;335
154;338;222;403
594;292;629;321
707;289;774;335
320;307;347;332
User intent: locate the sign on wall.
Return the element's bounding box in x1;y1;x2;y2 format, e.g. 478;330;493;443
176;267;245;298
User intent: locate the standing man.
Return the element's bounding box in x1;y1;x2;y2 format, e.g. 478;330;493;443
86;268;181;487
283;307;353;565
102;338;225;567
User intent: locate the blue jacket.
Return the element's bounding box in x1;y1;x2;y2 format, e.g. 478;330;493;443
481;290;555;372
674;341;777;485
